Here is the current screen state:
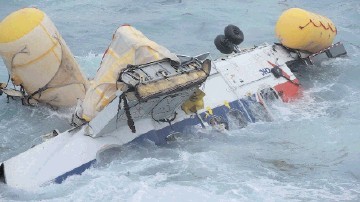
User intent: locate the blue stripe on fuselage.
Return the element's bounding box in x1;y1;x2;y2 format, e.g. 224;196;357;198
54;159;96;184
53;97;261;184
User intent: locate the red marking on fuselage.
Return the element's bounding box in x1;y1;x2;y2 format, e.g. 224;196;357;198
274;80;301;102
267;60;301;96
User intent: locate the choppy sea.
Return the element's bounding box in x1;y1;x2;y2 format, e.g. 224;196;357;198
0;0;360;201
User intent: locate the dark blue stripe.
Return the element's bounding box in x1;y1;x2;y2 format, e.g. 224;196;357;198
240;95;258;122
54;159;96;184
132;98;260;144
53;97;261;184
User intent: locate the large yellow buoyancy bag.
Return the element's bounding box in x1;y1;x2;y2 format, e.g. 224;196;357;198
275;8;337;53
79;25;179;121
0;8;88;107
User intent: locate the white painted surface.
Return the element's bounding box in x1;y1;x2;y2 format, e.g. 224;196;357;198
2;44;298;189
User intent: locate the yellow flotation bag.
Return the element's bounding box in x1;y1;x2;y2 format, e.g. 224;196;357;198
181;89;205;114
275;8;337;53
79;25;180;121
0;8;88;107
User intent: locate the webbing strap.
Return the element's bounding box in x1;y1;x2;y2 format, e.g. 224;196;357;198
12;41;60;68
12;23;61;68
25;38;85;104
122;94;136;133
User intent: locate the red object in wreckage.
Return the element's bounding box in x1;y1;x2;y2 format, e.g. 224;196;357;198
267;61;301;102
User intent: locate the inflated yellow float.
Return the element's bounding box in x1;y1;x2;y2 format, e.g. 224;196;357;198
0;8;88;107
79;25;179;121
275;8;337;53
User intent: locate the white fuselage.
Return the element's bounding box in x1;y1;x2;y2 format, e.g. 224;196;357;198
1;44;300;189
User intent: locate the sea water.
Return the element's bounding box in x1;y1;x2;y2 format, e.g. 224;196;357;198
0;0;359;201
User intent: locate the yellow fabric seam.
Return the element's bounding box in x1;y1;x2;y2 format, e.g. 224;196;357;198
39;23;60;63
107;48;121;60
13;41;59;68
